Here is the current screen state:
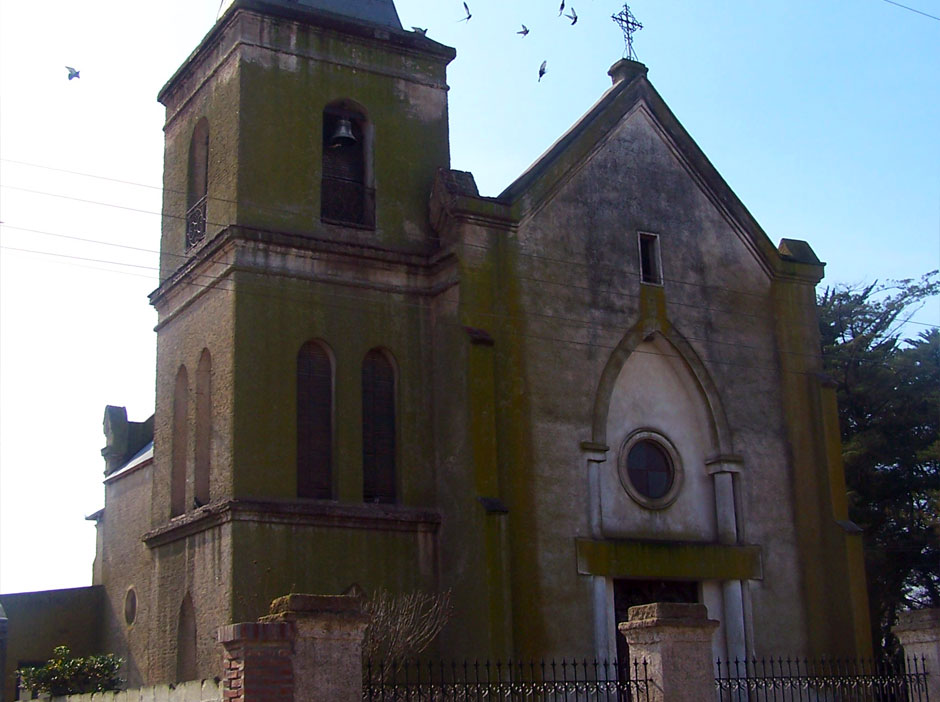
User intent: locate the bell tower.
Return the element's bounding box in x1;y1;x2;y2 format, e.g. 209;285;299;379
142;0;455;682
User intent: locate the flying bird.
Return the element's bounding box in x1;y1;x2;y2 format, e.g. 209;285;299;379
65;66;80;80
538;60;547;82
460;2;471;22
558;0;565;16
412;26;428;35
517;24;529;36
565;7;578;24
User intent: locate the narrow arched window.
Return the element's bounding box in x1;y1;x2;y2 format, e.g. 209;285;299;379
176;593;197;682
321;102;374;228
297;341;333;499
186;118;209;248
170;366;189;517
194;349;211;507
362;349;395;503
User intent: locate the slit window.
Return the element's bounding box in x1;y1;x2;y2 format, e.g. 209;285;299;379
186;118;209;249
362;349;396;504
297;340;333;499
638;232;662;285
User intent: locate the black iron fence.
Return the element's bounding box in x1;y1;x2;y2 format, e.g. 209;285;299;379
364;659;650;701
715;656;930;701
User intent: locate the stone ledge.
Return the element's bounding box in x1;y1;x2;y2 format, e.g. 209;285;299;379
218;621;294;644
143;498;442;548
620;602;719;633
576;538;763;581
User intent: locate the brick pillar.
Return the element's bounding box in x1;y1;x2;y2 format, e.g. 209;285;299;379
218;621;294;702
893;608;940;702
261;594;369;702
618;602;719;702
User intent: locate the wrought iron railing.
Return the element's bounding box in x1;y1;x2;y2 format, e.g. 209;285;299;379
185;195;208;249
715;656;930;701
321;175;375;228
364;659;650;701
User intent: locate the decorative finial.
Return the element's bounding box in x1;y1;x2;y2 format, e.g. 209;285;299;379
612;4;643;61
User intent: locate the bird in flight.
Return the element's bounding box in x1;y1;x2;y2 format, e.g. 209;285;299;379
65;66;80;80
412;26;427;35
538;60;547;82
558;0;565;16
460;2;471;22
517;24;529;36
565;7;578;24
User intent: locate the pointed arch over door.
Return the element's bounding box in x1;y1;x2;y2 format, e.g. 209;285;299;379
591;321;733;456
362;348;396;503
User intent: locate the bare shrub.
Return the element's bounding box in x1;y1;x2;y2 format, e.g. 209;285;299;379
363;589;453;677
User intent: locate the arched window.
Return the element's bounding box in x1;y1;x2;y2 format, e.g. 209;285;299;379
186;118;209;248
170;366;189;517
321;102;374;228
194;349;211;507
175;593;197;682
297;340;333;499
362;349;395;503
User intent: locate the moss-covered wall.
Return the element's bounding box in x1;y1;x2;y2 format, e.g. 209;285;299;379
233;18;451;252
159;49;240;282
229;269;434;505
229;520;437;625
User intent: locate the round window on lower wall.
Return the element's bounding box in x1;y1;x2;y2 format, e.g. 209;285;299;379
124;587;138;626
617;430;683;509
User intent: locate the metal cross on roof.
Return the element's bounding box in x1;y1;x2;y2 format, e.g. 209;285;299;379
611;4;643;61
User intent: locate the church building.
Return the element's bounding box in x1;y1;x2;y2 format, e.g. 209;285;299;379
1;0;872;694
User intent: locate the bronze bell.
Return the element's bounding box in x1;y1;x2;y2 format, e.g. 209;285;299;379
329;118;357;148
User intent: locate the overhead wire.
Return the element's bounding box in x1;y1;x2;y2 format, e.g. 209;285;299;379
0;158;860;303
1;228;932;378
1;163;936;374
3;176;937;320
880;0;940;21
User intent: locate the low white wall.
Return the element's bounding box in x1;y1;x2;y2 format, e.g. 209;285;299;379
25;679;220;702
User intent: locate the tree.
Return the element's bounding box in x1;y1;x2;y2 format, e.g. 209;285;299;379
817;272;940;655
17;646;123;697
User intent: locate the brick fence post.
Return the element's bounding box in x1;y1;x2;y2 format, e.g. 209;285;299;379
618;602;719;702
261;594;369;702
893;608;940;701
218;621;294;702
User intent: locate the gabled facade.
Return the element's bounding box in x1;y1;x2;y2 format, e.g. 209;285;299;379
1;0;871;695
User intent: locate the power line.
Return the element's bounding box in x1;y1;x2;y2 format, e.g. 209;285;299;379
2;239;933;376
881;0;940;21
5;178;930;315
3;159;936;309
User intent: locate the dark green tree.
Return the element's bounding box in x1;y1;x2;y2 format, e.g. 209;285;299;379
17;646;123;697
817;272;939;655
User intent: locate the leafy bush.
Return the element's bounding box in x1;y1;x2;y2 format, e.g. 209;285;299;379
17;646;123;696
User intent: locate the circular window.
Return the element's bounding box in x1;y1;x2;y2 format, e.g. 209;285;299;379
124;587;137;626
618;430;682;509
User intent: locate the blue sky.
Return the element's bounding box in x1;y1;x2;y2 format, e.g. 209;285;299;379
0;0;937;594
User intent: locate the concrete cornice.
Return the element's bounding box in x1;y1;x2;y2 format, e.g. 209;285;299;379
159;3;454;111
150;225;459;325
143;498;442;548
